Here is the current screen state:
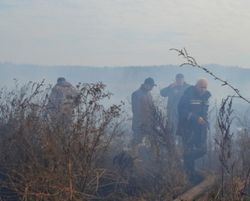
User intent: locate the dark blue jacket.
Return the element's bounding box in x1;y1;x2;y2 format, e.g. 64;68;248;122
177;86;211;136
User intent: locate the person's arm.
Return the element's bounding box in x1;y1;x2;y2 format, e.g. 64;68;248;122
201;91;212;120
160;83;175;97
131;92;138;115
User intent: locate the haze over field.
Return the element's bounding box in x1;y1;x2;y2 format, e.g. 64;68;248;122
1;64;249;111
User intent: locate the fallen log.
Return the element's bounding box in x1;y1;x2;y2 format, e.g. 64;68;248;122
173;173;216;201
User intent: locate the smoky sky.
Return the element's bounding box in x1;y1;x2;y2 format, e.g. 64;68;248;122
0;0;250;67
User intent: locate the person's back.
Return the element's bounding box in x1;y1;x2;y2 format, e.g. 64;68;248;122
46;77;80;121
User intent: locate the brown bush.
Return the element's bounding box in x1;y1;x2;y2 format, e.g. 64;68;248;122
0;81;124;201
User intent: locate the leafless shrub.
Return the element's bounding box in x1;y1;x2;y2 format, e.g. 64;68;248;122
0;80;189;201
209;99;250;201
214;97;235;199
133;104;187;200
0;81;124;201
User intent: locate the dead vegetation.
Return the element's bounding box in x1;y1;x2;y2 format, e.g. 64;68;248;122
1;49;250;200
0;81;124;200
0;80;188;201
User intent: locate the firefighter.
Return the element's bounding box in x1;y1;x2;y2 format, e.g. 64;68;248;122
177;78;211;183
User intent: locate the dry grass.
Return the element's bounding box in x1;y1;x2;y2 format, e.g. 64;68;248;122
3;79;250;200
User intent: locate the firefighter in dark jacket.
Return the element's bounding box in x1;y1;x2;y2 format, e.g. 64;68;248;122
177;78;211;182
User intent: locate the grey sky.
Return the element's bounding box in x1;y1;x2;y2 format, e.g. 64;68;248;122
1;0;250;67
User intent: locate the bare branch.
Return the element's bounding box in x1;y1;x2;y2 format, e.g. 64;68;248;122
170;48;250;104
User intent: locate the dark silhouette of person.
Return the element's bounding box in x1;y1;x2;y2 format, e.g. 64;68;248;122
131;77;156;147
46;77;80;123
160;73;189;135
177;78;211;183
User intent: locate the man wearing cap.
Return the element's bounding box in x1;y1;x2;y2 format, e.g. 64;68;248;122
160;73;189;135
177;78;211;183
131;77;156;147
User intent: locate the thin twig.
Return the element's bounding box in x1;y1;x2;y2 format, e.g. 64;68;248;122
170;48;250;104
